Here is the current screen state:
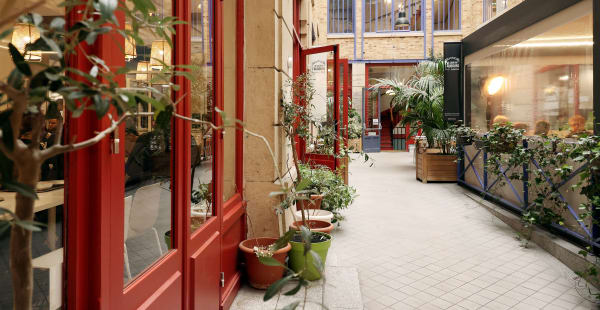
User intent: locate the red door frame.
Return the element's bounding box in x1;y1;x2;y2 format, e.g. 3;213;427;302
65;0;245;309
364;62;417;150
298;45;341;171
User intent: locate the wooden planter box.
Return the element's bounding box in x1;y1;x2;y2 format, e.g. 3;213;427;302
338;156;349;185
416;148;457;183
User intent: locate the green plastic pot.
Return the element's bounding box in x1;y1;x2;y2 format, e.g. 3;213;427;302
164;231;171;249
288;232;332;281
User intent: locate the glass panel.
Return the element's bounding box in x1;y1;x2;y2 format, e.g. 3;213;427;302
364;0;422;32
306;52;336;155
190;0;214;232
467;12;593;137
123;0;173;285
223;0;237;202
0;2;66;308
328;0;354;33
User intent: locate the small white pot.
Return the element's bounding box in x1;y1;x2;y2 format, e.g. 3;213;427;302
294;209;334;223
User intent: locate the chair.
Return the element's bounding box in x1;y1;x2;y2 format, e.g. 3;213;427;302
32;249;63;310
123;183;165;281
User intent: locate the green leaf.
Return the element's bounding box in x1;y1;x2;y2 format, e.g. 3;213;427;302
272;229;295;251
15;220;44;232
1;180;38;199
280;301;300;310
8;43;32;77
98;0;118;19
283;280;306;296
295;178;311;191
264;274;293;301
90;65;99;78
41;36;62;58
93;95;109;118
50;17;65;30
258;256;284;267
0;28;13;40
309;250;324;274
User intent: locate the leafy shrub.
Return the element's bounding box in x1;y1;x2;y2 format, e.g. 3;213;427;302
299;164;356;224
348;107;363;140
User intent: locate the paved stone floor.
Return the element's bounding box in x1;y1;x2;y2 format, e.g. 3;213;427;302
336;152;598;310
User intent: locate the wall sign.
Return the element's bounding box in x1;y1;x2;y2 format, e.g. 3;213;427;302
443;42;463;122
311;60;326;72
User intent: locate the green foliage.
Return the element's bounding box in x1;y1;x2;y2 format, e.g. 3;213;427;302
348;107;363;140
299;164;356;224
466;123;600;298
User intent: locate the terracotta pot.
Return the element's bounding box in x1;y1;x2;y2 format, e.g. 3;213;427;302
239;238;291;289
297;194;324;210
289;220;334;234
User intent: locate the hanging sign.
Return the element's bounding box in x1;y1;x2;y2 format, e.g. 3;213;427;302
443;42;463;122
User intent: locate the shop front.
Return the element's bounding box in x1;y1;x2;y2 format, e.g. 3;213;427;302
0;0;245;309
458;0;599;247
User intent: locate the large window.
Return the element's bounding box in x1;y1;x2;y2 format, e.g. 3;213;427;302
364;0;423;32
466;11;594;138
433;0;460;31
483;0;508;22
328;0;354;33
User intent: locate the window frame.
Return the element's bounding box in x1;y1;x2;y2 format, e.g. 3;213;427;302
432;0;461;32
363;0;425;33
328;0;355;34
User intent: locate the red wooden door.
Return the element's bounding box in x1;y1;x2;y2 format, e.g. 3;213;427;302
298;46;349;171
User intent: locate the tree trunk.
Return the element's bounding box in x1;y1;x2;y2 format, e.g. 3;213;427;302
10;155;40;310
289;134;307;225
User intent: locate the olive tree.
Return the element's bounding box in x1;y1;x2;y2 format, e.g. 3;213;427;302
0;0;187;308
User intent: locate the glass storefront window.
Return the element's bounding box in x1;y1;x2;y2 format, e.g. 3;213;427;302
190;0;214;231
466;12;594;137
223;0;237;202
123;0;173;285
0;3;66;308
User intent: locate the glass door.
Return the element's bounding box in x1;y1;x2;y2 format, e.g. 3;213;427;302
299;45;346;170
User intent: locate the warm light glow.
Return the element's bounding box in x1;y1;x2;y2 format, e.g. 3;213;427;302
513;41;593;48
559;75;569;81
11;23;41;61
136;61;150;81
125;24;137;61
487;76;505;96
197;3;201;9
150;40;171;69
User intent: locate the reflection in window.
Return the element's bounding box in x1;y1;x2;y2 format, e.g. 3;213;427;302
328;0;353;34
0;3;66;309
190;0;214;231
223;0;237;202
305;52;337;155
433;0;460;31
364;0;423;32
467;13;593;138
123;0;173;285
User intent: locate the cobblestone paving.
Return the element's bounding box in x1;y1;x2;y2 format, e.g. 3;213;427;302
332;152;598;310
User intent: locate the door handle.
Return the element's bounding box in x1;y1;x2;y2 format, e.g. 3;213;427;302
111;131;120;154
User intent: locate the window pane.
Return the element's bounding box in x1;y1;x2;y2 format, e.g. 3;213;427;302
328;0;354;33
190;0;214;232
306;52;336;155
433;0;460;31
467;12;594;137
0;3;66;308
123;0;173;285
364;0;422;32
223;0;237;202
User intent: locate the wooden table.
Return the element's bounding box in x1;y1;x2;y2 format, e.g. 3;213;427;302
0;180;65;249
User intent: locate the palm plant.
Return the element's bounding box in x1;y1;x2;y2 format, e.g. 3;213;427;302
370;59;454;154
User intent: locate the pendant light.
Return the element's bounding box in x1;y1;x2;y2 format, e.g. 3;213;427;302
394;3;410;29
150;40;171;69
125;23;137;61
136;61;150;81
149;0;171;70
11;23;41;61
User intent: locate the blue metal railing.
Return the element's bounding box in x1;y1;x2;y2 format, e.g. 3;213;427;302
458;140;599;248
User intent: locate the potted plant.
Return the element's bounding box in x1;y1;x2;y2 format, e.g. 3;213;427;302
480;122;523;154
348;107;363;152
239;236;292;289
456;125;477;146
372;59;458;183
